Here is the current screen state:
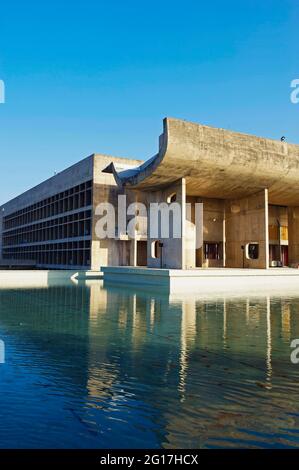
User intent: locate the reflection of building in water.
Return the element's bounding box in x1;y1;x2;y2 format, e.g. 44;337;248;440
80;285;299;447
0;282;297;386
88;281;107;320
0;284;92;390
179;300;197;401
266;296;272;381
84;285;299;405
1;282;298;446
84;284;299;378
281;302;291;342
158;293;299;448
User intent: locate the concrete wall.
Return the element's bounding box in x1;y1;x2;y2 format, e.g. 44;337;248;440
288;207;299;266
0;152;142;271
144;179;185;269
91;154;142;270
202;199;225;268
1;156;94;215
0;270;80;288
123;117;299;207
269;205;288;245
185;196;225;268
0;156;94;265
225;189;269;269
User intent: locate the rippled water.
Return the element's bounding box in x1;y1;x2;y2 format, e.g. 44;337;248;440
0;280;299;448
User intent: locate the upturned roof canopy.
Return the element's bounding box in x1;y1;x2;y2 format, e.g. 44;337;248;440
106;118;299;205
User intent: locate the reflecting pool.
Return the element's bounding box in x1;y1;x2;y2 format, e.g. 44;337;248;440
0;280;299;448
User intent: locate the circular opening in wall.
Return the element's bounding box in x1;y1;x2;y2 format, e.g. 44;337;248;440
151;240;161;259
167;193;177;204
246;243;259;260
231;204;240;214
292;208;299;219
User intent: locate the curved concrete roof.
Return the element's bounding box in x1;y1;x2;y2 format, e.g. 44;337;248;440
111;118;299;205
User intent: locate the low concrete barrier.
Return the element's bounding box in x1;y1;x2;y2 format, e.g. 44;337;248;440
0;270;101;289
102;266;299;294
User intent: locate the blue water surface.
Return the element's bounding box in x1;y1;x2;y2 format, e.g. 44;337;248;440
0;281;299;448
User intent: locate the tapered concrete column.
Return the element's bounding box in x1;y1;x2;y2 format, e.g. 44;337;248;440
181;178;186;269
130;237;137;267
223;207;226;267
264;189;270;269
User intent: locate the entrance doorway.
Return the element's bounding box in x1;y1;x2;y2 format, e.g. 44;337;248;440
269;244;288;267
137;241;147;266
196;242;223;268
281;245;288;266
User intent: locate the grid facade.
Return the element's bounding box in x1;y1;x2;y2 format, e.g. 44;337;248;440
2;180;93;267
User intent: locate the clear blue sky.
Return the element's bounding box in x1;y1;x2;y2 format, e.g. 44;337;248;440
0;0;298;203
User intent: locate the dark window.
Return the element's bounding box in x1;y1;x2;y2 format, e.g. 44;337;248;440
167;193;177;204
151;240;161;259
204;242;222;260
248;243;259;260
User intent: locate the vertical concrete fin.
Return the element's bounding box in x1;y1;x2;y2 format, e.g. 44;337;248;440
264;189;270;269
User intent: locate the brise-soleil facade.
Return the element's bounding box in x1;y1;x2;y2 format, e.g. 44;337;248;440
1;117;299;271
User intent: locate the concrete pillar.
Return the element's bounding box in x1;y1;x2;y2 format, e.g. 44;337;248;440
130;237;137;267
264;189;270;269
181;178;186;269
223;207;226;267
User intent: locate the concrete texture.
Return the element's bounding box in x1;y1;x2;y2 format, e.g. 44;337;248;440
1;155;94;214
91;154;142;270
225;189;269;268
0;269;103;288
102;266;299;294
145;178;185;269
112;117;299;206
3;117;299;272
106;117;299;270
0;153;142;271
0;270;80;288
288;207;299;266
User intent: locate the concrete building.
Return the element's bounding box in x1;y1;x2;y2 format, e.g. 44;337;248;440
0;154;141;270
1;117;299;271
